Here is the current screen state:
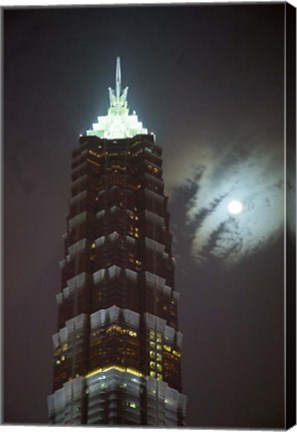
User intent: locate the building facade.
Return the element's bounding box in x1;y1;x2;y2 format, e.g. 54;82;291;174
48;58;187;426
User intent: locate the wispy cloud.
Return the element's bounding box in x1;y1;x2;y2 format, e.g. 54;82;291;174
166;136;284;265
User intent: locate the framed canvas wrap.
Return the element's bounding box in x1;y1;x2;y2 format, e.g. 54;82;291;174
3;2;296;429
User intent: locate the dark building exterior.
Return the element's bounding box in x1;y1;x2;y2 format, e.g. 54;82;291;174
48;58;187;426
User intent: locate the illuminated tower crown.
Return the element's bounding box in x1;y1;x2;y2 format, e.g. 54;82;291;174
87;57;148;139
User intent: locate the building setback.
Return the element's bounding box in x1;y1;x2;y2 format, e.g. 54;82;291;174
48;58;187;426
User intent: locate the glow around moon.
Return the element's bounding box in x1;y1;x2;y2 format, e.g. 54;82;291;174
183;143;284;265
228;200;243;215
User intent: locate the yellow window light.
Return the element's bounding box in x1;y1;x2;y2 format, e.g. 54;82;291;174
128;330;137;337
86;365;144;379
156;353;162;362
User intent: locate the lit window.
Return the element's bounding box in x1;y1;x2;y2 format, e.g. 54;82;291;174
149;351;156;359
156;353;162;362
149;361;155;369
128;330;137;337
157;364;162;372
157;373;163;380
150;371;156;378
149;341;155;348
107;324;123;334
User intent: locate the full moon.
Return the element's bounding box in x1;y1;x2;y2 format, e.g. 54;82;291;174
228;200;243;215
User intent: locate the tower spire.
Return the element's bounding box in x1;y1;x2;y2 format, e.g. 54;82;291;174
87;58;148;139
115;56;121;98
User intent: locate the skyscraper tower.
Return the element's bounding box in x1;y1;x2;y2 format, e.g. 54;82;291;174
48;58;187;426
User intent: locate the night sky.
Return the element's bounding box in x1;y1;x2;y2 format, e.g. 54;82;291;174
4;4;286;427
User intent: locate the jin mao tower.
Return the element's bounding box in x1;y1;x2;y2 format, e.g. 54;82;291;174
48;58;187;426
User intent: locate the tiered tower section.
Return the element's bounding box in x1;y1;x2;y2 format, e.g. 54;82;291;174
48;58;186;426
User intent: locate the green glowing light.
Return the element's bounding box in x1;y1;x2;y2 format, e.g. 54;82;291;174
87;57;148;139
